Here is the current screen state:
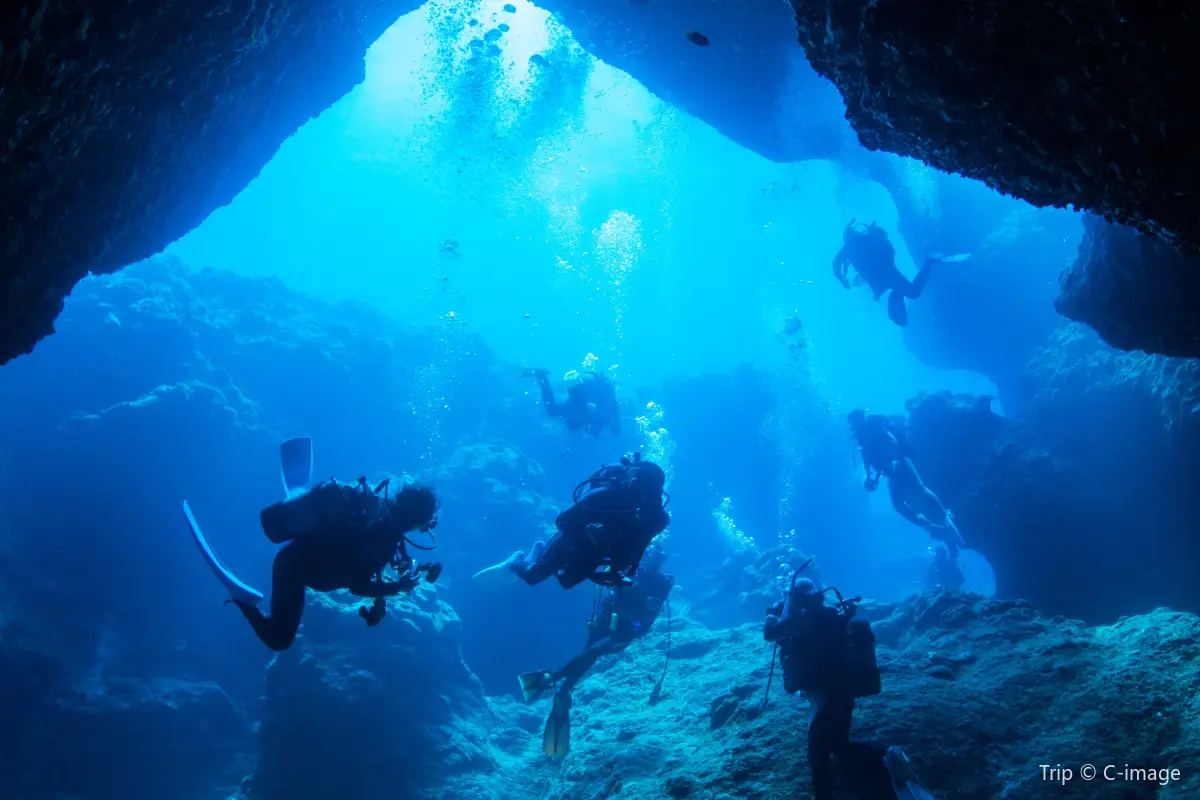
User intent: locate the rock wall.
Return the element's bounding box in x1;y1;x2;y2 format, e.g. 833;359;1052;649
1057;215;1200;358
789;1;1195;250
790;0;1200;356
905;353;1200;622
0;0;422;366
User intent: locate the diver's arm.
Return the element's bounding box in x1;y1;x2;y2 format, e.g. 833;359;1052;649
554;499;591;535
764;611;797;643
763;599;797;642
347;572;420;599
861;452;879;485
832;247;852;289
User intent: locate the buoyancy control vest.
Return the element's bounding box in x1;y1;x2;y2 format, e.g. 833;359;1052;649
777;594;881;699
572;453;667;516
260;477;392;546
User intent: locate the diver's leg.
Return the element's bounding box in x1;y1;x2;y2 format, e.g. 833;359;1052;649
841;740;895;799
527;370;564;417
520;636;606;703
905;258;937;299
511;531;570;586
821;693;888;798
898;458;964;553
900;458;948;517
886;289;910;326
553;636;621;694
808;693;841;800
236;543;307;651
886;469;926;530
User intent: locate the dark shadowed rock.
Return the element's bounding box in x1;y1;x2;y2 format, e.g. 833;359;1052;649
0;616;250;800
789;0;1200;353
252;591;493;800
0;0;421;366
1057;215;1200;358
788;0;1196;250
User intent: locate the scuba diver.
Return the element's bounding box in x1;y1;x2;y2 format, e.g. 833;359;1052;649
525;367;622;437
848;409;965;560
481;452;669;590
234;476;442;651
927;546;965;590
763;575;935;800
832;219;969;327
193;439;443;652
517;543;675;757
184;438;443;652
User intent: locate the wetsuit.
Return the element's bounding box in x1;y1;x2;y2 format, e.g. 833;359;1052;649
512;465;670;589
529;369;621;436
855;414;962;559
237;520;420;651
764;603;893;800
833;223;936;327
553;570;674;693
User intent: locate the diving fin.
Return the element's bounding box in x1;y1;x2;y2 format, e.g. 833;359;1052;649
518;671;552;703
280;437;313;499
927;252;971;264
542;694;572;758
183;501;264;607
472;550;524;588
885;746;937;800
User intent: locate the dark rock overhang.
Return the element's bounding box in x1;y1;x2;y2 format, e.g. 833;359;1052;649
0;0;422;366
789;0;1200;356
789;0;1195;252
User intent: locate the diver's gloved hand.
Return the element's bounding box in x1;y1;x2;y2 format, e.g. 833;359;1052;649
359;597;387;627
863;477;879;492
418;561;443;584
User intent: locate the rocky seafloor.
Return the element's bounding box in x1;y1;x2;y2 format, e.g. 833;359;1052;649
237;585;1200;800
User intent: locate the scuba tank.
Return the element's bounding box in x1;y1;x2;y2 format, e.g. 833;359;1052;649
821;586;882;699
761;563;881;703
260;477;390;545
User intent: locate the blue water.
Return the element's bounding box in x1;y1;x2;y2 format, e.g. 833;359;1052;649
0;2;1092;798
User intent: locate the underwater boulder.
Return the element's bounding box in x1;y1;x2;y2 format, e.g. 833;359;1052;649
252;589;493;800
903;382;1200;623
